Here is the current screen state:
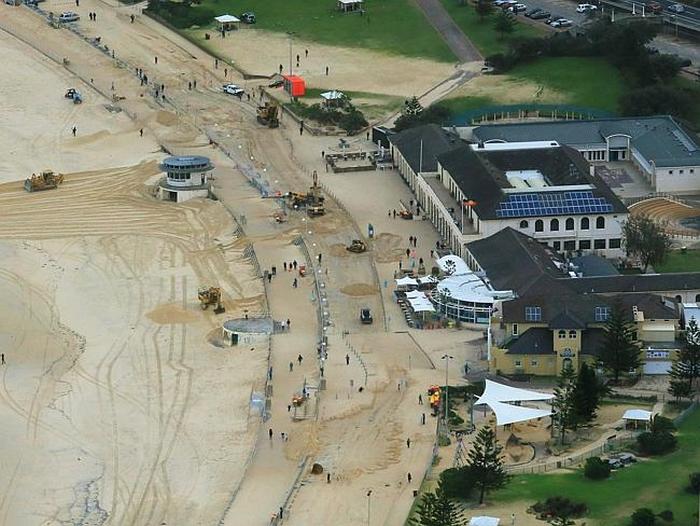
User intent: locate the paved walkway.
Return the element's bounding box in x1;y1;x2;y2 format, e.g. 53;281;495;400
413;0;483;62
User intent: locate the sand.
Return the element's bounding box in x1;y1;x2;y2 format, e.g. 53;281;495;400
446;73;567;104
192;28;456;97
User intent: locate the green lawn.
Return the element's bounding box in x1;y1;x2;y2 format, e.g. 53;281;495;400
301;88;404;120
174;0;456;62
441;0;545;56
492;408;700;525
655;249;700;273
508;57;624;112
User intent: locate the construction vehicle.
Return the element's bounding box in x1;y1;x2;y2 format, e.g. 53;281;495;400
24;171;64;192
306;171;325;216
428;385;441;416
256;102;279;128
346;239;367;253
198;286;225;313
360;308;373;324
65;88;83;104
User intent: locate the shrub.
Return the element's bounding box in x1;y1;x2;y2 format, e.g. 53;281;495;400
637;431;677;456
439;467;476;499
338;110;368;135
530;496;588;520
584;456;611;480
688;472;700;494
631;507;656;526
657;509;674;522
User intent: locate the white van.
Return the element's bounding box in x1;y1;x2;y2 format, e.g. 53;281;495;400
58;11;80;22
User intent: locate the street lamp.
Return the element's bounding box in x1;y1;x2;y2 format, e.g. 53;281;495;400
441;354;454;422
366;489;372;525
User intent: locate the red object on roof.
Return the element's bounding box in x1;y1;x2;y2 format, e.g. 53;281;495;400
283;75;306;97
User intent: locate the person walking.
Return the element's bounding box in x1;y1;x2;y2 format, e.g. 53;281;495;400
1;353;5;365
317;253;322;264
292;260;297;270
345;354;350;365
407;472;412;484
421;413;426;425
269;428;273;440
289;361;294;372
286;318;291;330
325;66;329;75
393;209;397;218
406;437;411;448
305;49;309;58
326;473;331;483
188;81;192;90
154;56;158;64
193;79;197;89
287;404;291;412
139;128;143;137
71;126;77;136
297;354;303;365
292;278;298;288
283;262;287;272
279;64;283;74
130;14;135;23
418;393;423;405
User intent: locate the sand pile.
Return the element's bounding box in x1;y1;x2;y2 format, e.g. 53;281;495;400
373;232;405;262
340;283;378;296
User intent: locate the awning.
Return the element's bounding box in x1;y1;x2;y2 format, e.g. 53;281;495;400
396;276;418;287
469;517;500;526
405;290;424;299
417;275;438;284
622;409;652;421
215;14;240;23
485;400;552;426
408;297;435;312
475;379;554;405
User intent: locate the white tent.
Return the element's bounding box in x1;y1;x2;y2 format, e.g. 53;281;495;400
476;379;554;405
417;275;438;285
396;276;418;287
405;290;425;299
484;400;551;426
436;254;471;276
320;90;344;100
622;409;652;422
215;14;240;23
408;297;435;312
469;517;500;526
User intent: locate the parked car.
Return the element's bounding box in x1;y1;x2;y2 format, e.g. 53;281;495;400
222;83;244;97
531;10;551;18
58;11;80;22
667;2;685;12
545;14;561;23
576;3;598;12
268;79;284;88
525;7;542;16
646;1;663;13
240;11;256;23
360;308;373;324
550;18;573;27
509;3;528;12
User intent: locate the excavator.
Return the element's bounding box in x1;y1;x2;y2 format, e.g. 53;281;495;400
284;171;325;216
256;102;279;128
198;286;225;313
346;239;367;253
24;171;64;192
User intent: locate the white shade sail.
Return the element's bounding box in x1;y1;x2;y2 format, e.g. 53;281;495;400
469;517;500;526
396;276;418;287
476;379;554;405
417;275;438;284
405;290;424;299
622;409;652;421
485;400;552;426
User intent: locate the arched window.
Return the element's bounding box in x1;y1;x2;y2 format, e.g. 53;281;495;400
596;216;605;229
569;330;577;338
558;330;566;339
695;294;700;302
550;218;560;231
520;220;529;229
676;295;682;304
581;217;590;230
565;218;574;231
535;220;544;232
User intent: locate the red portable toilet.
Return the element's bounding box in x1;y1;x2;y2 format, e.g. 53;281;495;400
283;75;306;97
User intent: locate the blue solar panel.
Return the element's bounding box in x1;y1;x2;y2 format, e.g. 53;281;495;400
495;191;613;218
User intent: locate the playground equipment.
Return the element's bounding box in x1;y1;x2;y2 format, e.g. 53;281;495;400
24;171;64;192
198;286;225;313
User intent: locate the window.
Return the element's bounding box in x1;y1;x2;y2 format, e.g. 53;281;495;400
515;360;522;367
550;218;559;231
594;239;606;249
696;294;700;302
580;217;590;230
596;217;605;229
669;170;674;174
553;241;561;251
569;330;577;338
531;360;538;367
558;330;566;339
563;240;576;251
676;295;682;303
535;219;544;232
519;220;528;229
565;218;575;231
595;306;610;322
512;323;519;336
525;306;542;322
680;170;684;174
579;240;591;250
609;238;621;249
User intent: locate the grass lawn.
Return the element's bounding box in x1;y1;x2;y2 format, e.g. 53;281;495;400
508;57;624;112
655;249;700;273
441;0;545;56
173;0;455;62
435;95;495;113
492;408;700;525
301;88;404;120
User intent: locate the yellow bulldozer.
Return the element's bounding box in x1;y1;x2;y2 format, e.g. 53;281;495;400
24;171;64;192
257;102;279;128
346;239;367;253
198;286;225;313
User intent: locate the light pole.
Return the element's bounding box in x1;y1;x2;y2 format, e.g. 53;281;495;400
366;489;372;525
441;354;454;423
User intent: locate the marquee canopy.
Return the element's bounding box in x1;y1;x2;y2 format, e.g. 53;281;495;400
396;276;418;287
215;14;240;23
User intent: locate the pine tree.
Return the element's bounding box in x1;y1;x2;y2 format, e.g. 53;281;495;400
493;10;515;39
552;363;577;444
412;486;466;526
599;302;641;383
466;427;509;504
571;363;605;426
403;96;424;116
668;361;692;401
679;317;700;389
